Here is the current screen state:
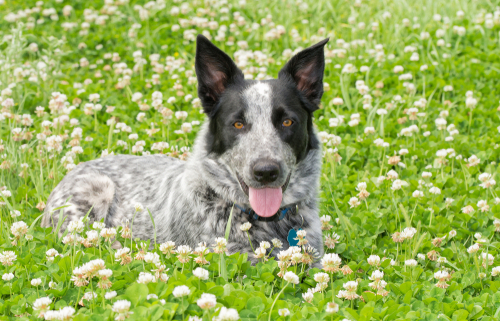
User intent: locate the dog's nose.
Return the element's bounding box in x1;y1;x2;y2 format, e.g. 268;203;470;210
253;160;280;184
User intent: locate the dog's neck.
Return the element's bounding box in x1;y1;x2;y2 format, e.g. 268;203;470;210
185;122;322;208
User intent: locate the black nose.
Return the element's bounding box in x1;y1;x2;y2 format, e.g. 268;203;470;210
253;160;280;184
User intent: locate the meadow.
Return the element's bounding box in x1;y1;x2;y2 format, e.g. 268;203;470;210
1;0;500;320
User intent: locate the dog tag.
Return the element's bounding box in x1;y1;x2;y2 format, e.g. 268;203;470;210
287;228;302;247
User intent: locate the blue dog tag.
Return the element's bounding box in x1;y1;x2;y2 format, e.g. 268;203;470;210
287;228;302;247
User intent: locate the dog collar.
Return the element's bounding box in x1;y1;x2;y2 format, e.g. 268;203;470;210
234;204;298;222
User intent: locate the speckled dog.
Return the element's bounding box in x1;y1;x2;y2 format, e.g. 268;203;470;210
42;35;328;262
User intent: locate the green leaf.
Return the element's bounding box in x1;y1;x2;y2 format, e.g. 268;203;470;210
149;305;164;321
344;307;360;321
452;309;469;321
146;208;157;247
162;303;178;321
345;146;357;163
359;305;374;321
225;204;235;240
111;280;128;291
399;281;412;294
259;272;274;282
125;283;149;307
362;291;378;303
469;305;484;319
208;286;224;296
246;297;265;316
220;254;228;282
462;271;476;289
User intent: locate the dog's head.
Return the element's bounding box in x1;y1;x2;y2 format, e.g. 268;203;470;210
195;35;328;217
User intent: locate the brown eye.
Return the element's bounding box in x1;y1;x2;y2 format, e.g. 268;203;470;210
234;122;244;129
282;119;293;127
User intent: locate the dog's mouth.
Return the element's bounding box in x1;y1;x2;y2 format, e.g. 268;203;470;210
236;172;291;218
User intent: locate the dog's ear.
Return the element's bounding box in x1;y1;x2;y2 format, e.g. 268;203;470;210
195;34;244;116
278;38;329;110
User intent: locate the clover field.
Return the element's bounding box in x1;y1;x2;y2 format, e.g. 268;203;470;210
1;0;500;320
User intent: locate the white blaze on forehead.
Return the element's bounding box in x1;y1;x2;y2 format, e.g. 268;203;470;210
239;81;281;161
242;82;273;126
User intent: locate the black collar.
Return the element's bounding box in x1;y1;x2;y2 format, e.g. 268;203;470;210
234;204;298;222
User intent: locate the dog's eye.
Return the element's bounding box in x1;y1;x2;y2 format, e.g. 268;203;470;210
282;119;293;127
234;122;244;129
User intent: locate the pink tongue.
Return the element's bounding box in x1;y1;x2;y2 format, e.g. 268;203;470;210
249;187;283;217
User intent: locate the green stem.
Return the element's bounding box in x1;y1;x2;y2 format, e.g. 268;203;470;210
107;120;115;152
75;286;82;309
268;281;290;321
468;109;473;134
429;197;435;227
246;232;255;252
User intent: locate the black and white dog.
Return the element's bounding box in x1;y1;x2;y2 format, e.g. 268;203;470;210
42;35;328;261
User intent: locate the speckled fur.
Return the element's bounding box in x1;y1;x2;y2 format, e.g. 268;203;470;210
42;68;325;264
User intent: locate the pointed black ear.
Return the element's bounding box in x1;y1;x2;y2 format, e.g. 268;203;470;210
195;34;244;116
278;38;329;110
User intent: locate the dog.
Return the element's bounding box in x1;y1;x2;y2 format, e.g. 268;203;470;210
41;35;328;263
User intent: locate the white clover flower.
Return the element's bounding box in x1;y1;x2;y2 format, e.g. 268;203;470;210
364;126;375;134
57;307;76;320
112;300;131;313
193;267;209;280
10;221;28;238
240;222;252;231
172;285;191;297
272;238;283;248
260;241;271;249
401;227;417;240
278;308;290;316
429;187;441;195
321;253;342;272
367;255;380;266
302;291;314;303
313;272;330;283
434;270;449;279
214;307;239;321
393;65;404;73
144;252;160;265
332;97;344;105
437;257;447;264
2;273;14;281
492;266;500;277
326;302;339;313
369;270;384;280
137;272;156;284
481;253;494;266
131;92;143;102
391;179;404;191
348;197;361;208
67;219;85;233
105;291;117;300
98;269;113;279
467;243;480;254
197;293;216;310
387;170;398;180
133;202;144;212
33;297;51;317
412;190;424;198
147;294;158;300
283;271;299;284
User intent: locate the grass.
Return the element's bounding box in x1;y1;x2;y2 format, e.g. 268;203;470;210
1;0;500;320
